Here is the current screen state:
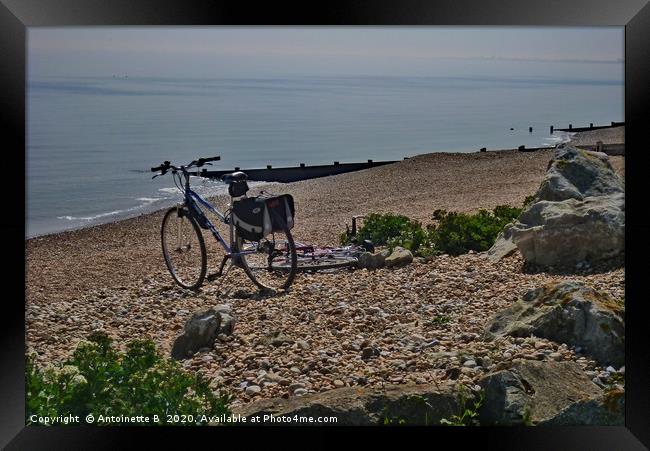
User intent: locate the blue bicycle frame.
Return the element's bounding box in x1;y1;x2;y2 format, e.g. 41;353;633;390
177;170;256;259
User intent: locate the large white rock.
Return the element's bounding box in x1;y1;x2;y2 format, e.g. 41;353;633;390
510;193;624;266
507;145;624;266
535;145;623;201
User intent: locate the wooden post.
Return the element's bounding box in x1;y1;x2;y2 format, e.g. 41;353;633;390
235;167;240;171
480;147;487;152
300;163;305;168
368;159;373;164
518;145;526;152
590;123;594;129
550;125;554;134
529;126;533;133
267;165;272;169
596;141;603;152
334;161;339;166
569;124;573;130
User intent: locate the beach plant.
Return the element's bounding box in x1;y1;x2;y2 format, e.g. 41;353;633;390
26;331;231;425
341;213;428;251
428;205;522;256
429;315;452;326
439;385;484;426
342;205;522;257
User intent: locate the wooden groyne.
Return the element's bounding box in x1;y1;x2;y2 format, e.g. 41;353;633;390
200;159;399;183
554;121;625;133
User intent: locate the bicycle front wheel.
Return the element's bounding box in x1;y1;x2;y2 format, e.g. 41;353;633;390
235;225;297;292
161;205;207;290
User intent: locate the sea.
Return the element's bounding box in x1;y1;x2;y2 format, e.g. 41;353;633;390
26;74;623;237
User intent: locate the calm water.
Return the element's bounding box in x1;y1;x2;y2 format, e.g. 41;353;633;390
27;75;623;237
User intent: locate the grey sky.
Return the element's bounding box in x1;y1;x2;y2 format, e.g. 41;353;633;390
28;27;624;79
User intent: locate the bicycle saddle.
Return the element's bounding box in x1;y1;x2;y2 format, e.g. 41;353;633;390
221;171;248;183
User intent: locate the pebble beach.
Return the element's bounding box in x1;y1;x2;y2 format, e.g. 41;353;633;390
25;131;625;406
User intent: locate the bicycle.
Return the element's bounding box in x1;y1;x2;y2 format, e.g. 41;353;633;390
151;156;297;292
270;215;375;272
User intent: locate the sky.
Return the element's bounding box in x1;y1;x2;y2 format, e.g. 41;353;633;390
28;27;624;80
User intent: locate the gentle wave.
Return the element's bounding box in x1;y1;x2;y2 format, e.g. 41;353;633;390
56;197;162;222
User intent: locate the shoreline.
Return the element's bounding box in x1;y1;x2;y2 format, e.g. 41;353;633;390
28;126;626;241
24;145;566;242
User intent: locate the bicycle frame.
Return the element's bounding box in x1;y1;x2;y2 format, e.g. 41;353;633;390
176;170;256;259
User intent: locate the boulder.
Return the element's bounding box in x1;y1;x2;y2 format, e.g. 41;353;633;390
385;247;414;268
357;249;390;270
218;313;237;336
484;281;624;367
509;193;624;266
507;145;624;266
486;224;518;262
479;360;623;426
232;383;465;426
535;145;623;202
170;307;235;360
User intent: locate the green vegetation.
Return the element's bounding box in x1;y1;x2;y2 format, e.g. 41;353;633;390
428;206;521;255
342;204;523;257
440;386;484;426
381;414;407;426
341;213;426;249
429;315;452;326
26;331;231;425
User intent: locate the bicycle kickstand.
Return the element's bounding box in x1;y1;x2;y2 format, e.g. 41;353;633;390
206;255;231;281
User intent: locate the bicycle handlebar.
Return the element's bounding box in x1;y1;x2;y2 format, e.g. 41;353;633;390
150;156;220;173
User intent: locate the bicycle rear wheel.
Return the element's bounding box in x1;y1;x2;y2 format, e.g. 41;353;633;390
235;225;297;292
161;205;207;290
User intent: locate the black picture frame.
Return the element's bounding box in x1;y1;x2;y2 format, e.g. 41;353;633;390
2;0;649;448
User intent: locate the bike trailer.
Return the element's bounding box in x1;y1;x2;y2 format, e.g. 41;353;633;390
231;194;295;241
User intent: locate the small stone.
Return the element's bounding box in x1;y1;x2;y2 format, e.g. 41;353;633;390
361;347;375;360
289;383;306;392
245;385;261;396
463;359;477;368
293;388;308;396
333;380;345;388
606;366;616;373
592;377;606;388
296;340;310;350
549;352;562;361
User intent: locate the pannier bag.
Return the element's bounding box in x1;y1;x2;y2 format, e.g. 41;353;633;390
231;194;295;241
